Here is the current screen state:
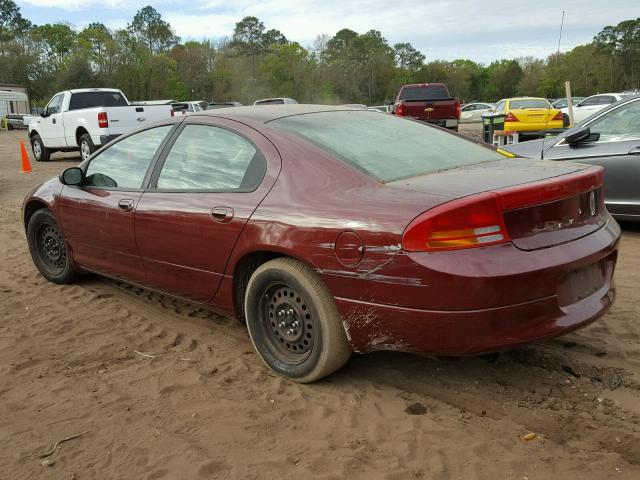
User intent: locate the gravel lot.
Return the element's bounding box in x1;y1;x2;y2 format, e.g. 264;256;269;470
1;129;640;479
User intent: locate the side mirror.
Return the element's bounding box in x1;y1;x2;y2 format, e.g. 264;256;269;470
60;167;84;186
40;109;48;118
565;126;599;145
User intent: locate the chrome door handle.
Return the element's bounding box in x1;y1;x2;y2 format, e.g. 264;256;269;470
210;206;234;223
52;118;56;124
118;199;135;212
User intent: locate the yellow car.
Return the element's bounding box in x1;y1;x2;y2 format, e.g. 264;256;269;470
494;97;563;132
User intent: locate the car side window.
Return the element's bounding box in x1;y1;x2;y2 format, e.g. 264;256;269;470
46;94;64;115
156;124;266;191
600;96;616;105
462;105;475;112
84;126;173;189
587;100;640;142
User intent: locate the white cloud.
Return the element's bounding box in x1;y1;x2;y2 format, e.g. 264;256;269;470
18;0;636;63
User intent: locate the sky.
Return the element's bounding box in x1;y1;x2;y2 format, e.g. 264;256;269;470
15;0;636;64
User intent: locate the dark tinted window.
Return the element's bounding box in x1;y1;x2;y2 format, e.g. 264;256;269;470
271;111;503;182
580;96;608;107
68;91;128;110
84;126;172;189
509;99;550;109
156;124;265;191
399;85;449;101
255;99;285;105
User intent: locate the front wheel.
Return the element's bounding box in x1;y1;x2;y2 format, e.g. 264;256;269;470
244;258;352;383
26;209;78;284
79;134;95;161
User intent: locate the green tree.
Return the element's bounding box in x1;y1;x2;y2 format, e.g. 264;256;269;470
128;5;179;54
393;42;425;71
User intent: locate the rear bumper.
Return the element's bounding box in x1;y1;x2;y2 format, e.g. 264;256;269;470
505;120;563;132
98;134;120;146
330;219;620;355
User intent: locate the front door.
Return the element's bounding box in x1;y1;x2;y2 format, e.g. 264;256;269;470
58;125;175;284
134;117;280;302
35;93;66;147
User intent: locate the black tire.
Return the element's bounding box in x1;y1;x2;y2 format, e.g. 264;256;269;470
30;134;51;162
79;133;95;162
26;209;78;284
244;258;352;383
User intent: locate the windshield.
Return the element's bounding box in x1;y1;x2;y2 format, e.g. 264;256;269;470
510;99;550;109
270;111;503;182
399;85;449;101
68;91;128;110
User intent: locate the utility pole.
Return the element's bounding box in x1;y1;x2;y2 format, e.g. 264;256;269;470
557;10;565;55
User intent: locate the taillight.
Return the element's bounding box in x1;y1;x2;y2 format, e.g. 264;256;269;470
401;167;604;253
505;112;518;122
395;102;405;116
552;111;563;121
171;110;175;117
455;100;461;119
402;193;509;252
98;111;108;128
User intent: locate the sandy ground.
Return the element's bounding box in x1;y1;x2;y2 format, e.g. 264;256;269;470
1;127;640;480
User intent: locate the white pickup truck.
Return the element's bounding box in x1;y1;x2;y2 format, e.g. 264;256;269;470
28;88;173;161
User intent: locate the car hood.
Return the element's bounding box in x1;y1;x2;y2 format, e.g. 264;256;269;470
501;138;550;159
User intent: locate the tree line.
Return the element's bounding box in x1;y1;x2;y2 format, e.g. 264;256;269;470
0;1;638;106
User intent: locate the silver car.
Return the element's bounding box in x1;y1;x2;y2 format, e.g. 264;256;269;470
460;102;496;123
504;95;640;221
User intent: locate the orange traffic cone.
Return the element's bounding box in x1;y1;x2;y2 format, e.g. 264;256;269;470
20;140;32;173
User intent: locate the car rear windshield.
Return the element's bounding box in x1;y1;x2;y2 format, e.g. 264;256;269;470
399;85;450;101
270;111;503;182
68;91;128;110
509;99;550;109
256;99;285;105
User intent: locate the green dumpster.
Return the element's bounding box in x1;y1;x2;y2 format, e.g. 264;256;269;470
482;113;506;144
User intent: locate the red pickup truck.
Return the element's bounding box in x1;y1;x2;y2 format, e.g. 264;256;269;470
392;83;461;131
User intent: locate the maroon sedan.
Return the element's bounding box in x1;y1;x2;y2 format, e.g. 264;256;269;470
23;106;620;382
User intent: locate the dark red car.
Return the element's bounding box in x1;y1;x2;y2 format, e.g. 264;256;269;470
23;106;620;382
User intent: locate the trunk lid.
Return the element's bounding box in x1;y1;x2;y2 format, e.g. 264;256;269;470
392;160;606;251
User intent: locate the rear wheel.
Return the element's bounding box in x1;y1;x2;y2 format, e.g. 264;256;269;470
27;209;78;284
244;258;351;383
31;134;51;162
79;133;95;161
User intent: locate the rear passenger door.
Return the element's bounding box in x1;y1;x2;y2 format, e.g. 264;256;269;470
134;116;281;302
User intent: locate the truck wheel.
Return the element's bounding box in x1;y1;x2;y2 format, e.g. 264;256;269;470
79;134;95;162
31;134;51;162
244;258;352;383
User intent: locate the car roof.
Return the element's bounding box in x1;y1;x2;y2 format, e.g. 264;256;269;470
190;104;367;124
67;88;122;94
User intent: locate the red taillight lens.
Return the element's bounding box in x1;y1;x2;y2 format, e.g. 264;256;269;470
552;111;563;121
402;193;510;252
455;100;461;119
171;110;175;117
98;111;108;128
505;112;518;122
395;102;405;116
